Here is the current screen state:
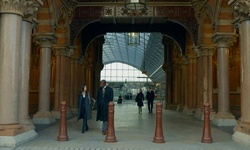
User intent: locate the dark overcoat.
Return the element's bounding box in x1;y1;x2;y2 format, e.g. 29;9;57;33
136;92;144;107
77;92;93;121
96;86;113;122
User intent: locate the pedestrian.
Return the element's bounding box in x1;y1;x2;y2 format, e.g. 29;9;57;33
77;83;95;133
146;87;155;113
96;79;114;135
135;89;144;113
117;95;122;104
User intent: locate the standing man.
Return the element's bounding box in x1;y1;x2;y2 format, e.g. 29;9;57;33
146;87;155;113
96;79;113;135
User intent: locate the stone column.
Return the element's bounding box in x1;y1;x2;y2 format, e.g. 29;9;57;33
194;46;215;120
212;33;237;126
69;55;80;114
0;0;41;147
229;0;250;145
32;33;57;124
0;0;23;135
19;0;42;135
194;47;203;118
52;46;73;119
183;55;195;115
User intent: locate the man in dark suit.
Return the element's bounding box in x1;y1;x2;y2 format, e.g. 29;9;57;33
146;87;155;113
96;79;113;135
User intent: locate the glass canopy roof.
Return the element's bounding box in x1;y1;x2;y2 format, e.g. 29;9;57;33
103;32;165;83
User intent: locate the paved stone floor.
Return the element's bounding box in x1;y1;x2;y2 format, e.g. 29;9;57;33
3;100;250;150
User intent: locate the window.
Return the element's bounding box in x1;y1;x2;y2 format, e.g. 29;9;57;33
101;62;151;82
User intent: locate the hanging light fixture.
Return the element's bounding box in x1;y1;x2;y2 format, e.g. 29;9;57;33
127;32;140;46
124;0;147;10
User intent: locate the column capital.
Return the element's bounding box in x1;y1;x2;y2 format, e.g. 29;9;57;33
53;45;73;57
0;0;25;15
191;0;207;20
212;33;238;48
186;54;197;64
195;45;216;57
33;33;57;48
228;0;250;26
23;0;43;23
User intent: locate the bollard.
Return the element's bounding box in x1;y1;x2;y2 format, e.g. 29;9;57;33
153;102;165;143
201;102;213;143
105;101;117;142
57;101;68;141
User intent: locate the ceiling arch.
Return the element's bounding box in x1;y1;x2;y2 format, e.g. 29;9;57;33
79;18;187;83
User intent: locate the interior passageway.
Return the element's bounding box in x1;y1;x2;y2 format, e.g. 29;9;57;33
14;101;249;150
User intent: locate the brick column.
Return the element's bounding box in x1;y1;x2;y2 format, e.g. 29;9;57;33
212;33;237;126
32;33;57;124
229;0;250;145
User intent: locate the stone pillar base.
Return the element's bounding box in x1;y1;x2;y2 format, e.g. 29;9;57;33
32;111;56;124
51;109;73;119
0;130;37;148
176;104;185;112
212;112;236;126
20;119;36;131
194;108;216;120
0;124;24;136
165;104;178;110
233;131;250;146
182;105;194;115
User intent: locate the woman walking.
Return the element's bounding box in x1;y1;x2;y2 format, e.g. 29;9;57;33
135;89;144;113
77;84;95;133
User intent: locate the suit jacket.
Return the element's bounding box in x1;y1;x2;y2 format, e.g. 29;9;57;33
96;86;113;121
146;90;155;101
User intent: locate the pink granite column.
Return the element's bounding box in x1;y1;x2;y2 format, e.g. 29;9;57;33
194;46;215;120
32;33;56;124
183;56;193;115
18;1;43;132
0;0;23;137
192;56;197;110
229;0;250;145
212;33;237;126
194;48;204;118
52;46;73;118
0;0;43;147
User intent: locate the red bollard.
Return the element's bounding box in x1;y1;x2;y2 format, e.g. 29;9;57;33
201;102;213;143
153;102;165;143
105;101;117;142
57;101;68;141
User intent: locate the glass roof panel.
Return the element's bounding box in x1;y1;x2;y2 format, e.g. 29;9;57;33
103;32;165;83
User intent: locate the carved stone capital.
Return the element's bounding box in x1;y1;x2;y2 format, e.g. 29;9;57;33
186;54;197;64
229;0;250;25
53;46;73;57
33;33;57;48
191;0;208;20
23;0;43;22
195;46;215;57
0;0;25;15
212;33;237;48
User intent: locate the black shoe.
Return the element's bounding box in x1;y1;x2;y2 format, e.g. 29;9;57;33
86;126;89;131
